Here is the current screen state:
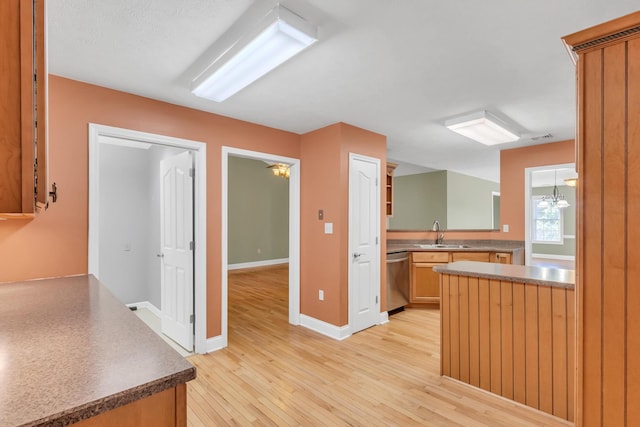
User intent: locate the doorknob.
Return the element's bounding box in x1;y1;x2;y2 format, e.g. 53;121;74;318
353;252;364;259
156;253;164;258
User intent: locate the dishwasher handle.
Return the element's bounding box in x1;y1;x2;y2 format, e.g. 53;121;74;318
386;256;409;263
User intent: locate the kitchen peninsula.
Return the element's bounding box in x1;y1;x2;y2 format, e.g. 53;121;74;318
0;275;195;427
434;261;575;422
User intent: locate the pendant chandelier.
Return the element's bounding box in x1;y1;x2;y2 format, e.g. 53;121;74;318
267;163;290;179
538;170;570;208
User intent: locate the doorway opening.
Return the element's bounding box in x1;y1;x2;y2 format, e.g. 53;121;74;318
88;124;207;354
221;147;300;348
524;163;576;268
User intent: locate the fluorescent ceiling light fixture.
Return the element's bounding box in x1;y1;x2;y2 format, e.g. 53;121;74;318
445;110;520;145
191;4;317;102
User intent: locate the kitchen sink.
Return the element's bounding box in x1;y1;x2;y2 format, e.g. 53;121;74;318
416;244;472;249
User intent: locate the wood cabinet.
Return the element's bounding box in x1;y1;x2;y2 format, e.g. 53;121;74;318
385;162;397;216
440;273;575;422
562;11;640;426
411;250;514;305
71;384;186;427
0;0;48;219
410;251;449;304
492;252;511;264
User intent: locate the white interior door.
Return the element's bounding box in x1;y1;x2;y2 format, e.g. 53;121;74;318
349;154;380;334
160;151;194;351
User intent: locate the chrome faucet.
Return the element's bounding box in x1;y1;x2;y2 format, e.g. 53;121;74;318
432;220;444;244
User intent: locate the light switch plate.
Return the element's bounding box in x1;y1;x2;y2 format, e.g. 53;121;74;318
324;222;333;234
503;224;509;232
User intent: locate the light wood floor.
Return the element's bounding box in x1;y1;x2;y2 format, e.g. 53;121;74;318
186;265;572;426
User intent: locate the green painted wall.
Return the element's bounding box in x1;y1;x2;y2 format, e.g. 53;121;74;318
388;171;447;230
228;157;289;264
532;185;576;257
446;171;499;230
389;170;498;230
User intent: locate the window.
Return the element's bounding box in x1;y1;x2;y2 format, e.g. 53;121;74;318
532;196;563;244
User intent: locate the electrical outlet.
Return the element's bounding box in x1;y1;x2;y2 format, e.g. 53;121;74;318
503;224;509;232
319;290;324;301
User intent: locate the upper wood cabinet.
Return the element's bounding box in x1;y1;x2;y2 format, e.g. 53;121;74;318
385;162;397;217
0;0;48;219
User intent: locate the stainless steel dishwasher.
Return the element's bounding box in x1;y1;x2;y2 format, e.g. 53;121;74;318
386;251;409;313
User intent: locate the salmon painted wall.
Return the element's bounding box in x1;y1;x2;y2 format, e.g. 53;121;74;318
300;124;343;324
500;139;575;240
300;123;387;326
0;76;300;339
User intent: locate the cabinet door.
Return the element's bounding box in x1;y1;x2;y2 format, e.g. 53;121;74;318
451;252;491;262
411;262;444;304
493;252;512;264
0;0;47;217
0;0;23;213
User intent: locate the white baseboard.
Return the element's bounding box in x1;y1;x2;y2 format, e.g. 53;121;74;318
198;313;387;353
379;311;389;324
204;335;226;353
300;314;351;341
228;258;289;271
531;254;575;261
127;301;161;317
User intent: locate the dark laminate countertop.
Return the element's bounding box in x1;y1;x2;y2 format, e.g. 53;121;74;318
433;261;575;289
0;274;196;427
386;239;525;255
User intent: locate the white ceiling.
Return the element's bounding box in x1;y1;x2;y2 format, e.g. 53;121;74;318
46;0;639;182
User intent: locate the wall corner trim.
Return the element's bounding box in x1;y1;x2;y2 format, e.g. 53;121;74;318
300;314;351;340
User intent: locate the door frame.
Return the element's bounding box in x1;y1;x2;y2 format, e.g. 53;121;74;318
347;152;381;333
88;123;208;354
221;147;301;347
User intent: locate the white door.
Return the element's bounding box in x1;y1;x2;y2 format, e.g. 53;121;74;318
160;151;194;351
349;154;380;334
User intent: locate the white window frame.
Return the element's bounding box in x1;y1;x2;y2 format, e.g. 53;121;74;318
531;195;564;245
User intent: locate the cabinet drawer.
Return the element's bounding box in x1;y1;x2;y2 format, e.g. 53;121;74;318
451;252;491;262
412;251;449;263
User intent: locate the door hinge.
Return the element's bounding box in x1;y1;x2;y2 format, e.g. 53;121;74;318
376;296;379;304
190;241;194;250
376;236;379;245
190;314;195;324
376;177;379;186
189;168;195;178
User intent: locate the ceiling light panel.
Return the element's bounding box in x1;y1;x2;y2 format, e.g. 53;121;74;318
191;5;317;102
445;110;520;146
